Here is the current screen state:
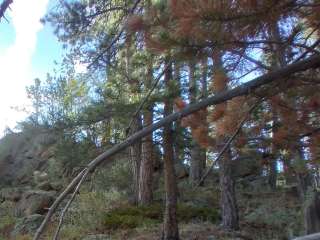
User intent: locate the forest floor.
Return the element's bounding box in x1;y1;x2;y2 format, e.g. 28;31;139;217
0;171;304;240
51;181;303;240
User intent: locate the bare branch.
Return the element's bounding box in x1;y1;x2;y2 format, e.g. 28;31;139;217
0;0;12;21
53;169;90;240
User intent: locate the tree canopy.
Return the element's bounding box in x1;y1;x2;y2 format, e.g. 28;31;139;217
2;1;320;240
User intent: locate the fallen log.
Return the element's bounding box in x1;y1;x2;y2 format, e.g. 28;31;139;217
293;233;320;240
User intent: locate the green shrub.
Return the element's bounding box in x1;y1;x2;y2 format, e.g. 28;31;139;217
103;203;219;231
244;201;303;239
65;188;125;233
0;201;16;239
177;204;219;223
93;159;132;192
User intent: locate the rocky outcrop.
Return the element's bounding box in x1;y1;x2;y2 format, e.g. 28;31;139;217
15;190;56;217
0;130;56;187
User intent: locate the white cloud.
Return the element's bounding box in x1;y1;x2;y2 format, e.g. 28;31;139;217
0;0;49;136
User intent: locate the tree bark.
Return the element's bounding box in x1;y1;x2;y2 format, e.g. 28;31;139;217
162;59;179;240
126;35;142;204
268;21;287;189
188;60;206;184
138;59;154;205
129;115;142;204
268;109;278;190
173;61;184;164
219;145;239;230
213;52;239;230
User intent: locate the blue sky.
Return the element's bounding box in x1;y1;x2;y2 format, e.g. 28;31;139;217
0;0;64;136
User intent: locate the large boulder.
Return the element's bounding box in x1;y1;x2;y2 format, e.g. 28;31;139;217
0;131;57;187
11;214;44;237
15;190;55;217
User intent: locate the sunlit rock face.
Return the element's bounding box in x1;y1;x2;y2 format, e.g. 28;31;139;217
0;130;56;187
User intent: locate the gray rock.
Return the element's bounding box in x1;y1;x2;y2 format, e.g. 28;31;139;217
15;190;55;217
82;234;111;240
0;131;57;187
11;214;44;237
33;171;49;185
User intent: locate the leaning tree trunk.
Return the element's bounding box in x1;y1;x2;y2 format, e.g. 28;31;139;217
138;59;154;205
162;59;179;240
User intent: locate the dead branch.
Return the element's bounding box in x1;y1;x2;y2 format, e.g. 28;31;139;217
0;0;12;21
53;169;90;240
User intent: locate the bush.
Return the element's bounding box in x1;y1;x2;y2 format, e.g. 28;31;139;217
0;201;16;238
65;188;125;231
103;203;219;231
244;201;303;239
92;159;132;192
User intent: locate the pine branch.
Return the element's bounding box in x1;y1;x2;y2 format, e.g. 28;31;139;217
126;60;174;135
88;0;142;68
53;169;90;240
33;54;320;240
